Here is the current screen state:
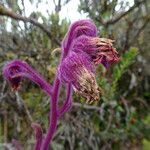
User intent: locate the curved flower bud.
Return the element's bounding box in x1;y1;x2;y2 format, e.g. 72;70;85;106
62;19;97;57
72;35;119;68
58;52;100;104
2;60;52;95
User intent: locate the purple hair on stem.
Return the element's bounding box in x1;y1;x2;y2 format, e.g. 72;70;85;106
2;19;120;150
58;83;72;118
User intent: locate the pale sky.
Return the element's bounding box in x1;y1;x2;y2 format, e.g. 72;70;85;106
21;0;87;22
6;0;134;31
20;0;134;22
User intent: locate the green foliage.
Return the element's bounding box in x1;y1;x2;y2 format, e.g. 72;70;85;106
111;47;138;94
22;89;49;126
143;139;150;150
91;46;148;149
97;47;138;101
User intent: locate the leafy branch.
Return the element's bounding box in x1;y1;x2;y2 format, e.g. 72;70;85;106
0;4;61;46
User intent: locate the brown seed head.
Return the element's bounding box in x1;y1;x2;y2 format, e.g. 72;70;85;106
75;68;101;104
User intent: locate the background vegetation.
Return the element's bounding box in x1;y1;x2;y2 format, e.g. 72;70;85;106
0;0;149;149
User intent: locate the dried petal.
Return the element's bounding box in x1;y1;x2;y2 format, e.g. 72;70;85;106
75;68;100;103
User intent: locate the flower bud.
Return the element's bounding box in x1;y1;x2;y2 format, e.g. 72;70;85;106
73;35;119;68
62;19;97;57
3;60;26;91
2;60;52;95
58;52;100;104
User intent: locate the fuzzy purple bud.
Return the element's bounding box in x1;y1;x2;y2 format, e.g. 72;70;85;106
58;52;100;104
2;60;52;95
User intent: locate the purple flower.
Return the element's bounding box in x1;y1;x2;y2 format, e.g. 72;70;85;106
62;19;97;57
72;35;120;68
58;52;100;104
2;60;52;95
2;19;120;149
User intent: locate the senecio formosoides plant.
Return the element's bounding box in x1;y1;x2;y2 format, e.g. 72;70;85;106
2;19;119;150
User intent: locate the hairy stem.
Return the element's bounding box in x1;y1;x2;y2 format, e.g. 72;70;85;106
58;83;72;118
32;125;43;150
41;78;60;150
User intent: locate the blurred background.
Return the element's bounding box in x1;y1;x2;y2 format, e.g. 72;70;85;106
0;0;149;149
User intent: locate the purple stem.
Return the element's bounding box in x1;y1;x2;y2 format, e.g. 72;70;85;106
17;73;53;96
21;64;53;96
25;72;53;96
12;139;22;150
58;83;72;118
34;137;42;150
41;25;75;148
41;49;73;149
31;123;43;150
41;77;60;150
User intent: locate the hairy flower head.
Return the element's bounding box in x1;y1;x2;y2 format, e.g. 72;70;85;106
58;52;100;104
72;35;119;68
3;60;26;91
2;60;51;94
